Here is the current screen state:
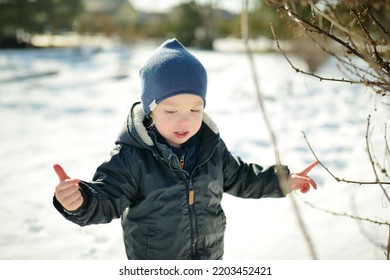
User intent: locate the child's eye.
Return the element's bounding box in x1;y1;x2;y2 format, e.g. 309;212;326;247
165;110;177;114
191;109;202;113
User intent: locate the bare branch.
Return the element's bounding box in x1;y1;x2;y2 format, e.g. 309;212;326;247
347;3;389;78
371;122;390;180
309;1;365;42
266;0;390;95
269;21;389;91
299;195;390;226
267;1;370;63
242;0;318;260
365;115;390;204
387;225;390;260
302;131;390;186
350;194;388;252
385;124;390;171
386;124;390;156
362;4;390;41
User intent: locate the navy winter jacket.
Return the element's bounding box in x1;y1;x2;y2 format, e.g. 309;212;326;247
53;102;290;259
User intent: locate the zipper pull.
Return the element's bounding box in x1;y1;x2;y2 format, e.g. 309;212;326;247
180;155;185;169
188;188;195;205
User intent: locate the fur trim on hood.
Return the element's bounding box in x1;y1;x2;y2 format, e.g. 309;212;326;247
116;102;219;148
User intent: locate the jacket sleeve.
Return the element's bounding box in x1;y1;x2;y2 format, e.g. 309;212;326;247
53;144;139;226
220;140;291;199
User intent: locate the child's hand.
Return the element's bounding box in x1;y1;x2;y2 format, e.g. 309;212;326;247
53;164;84;211
289;161;318;193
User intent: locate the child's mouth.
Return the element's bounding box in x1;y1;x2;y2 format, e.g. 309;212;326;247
174;131;189;138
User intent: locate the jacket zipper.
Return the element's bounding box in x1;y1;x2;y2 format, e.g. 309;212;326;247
187;179;199;259
176;154;198;259
180;155;185;169
179;144;221;259
180;156;194;205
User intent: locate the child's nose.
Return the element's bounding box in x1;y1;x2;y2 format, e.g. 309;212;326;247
178;114;191;126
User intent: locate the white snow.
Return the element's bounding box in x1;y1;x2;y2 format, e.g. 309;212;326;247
0;40;389;261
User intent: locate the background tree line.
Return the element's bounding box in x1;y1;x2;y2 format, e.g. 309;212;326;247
1;0;388;49
0;0;379;49
0;0;82;36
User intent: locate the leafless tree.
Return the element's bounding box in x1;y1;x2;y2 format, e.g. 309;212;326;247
266;0;390;96
264;0;390;259
242;0;319;260
244;0;389;259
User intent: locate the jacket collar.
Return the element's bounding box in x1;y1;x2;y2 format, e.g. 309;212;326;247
115;102;221;172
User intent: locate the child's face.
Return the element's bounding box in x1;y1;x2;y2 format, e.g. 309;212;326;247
151;94;204;148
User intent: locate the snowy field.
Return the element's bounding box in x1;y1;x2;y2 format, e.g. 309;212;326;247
0;40;389;261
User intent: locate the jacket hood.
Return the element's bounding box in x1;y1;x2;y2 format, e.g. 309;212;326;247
116;102;219;150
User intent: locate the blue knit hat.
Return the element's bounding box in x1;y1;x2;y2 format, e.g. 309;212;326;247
140;38;207;116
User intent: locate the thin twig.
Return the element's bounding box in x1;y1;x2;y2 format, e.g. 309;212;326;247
267;0;390;94
387;225;390;260
302;131;390;186
269;22;389;92
362;4;390;41
350;193;388;251
385;124;390;159
267;1;371;63
365;115;390;204
347;3;389;79
309;1;365;42
298;195;390;226
299;194;390;259
242;0;317;259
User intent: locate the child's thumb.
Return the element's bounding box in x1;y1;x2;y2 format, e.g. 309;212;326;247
53;164;70;181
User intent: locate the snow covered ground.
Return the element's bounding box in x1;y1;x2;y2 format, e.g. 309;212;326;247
0;40;389;261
